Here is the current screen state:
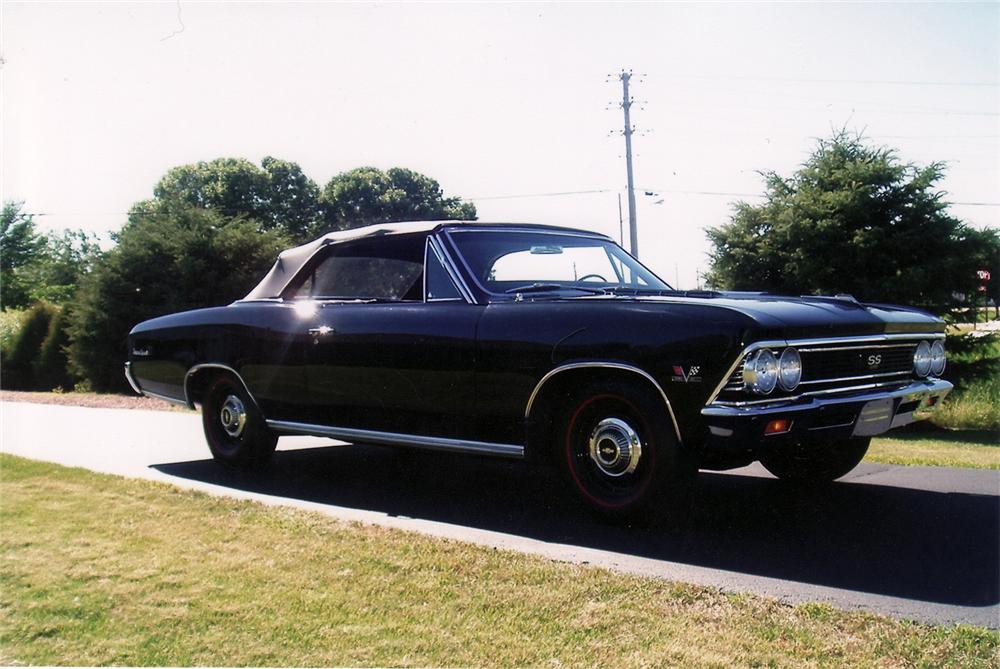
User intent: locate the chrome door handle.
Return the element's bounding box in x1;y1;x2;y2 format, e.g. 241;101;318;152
308;326;335;337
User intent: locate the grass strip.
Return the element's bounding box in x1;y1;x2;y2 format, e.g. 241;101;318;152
1;454;996;667
867;429;1000;470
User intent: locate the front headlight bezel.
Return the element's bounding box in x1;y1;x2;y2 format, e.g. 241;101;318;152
913;340;932;378
777;347;802;392
743;348;779;395
929;340;946;376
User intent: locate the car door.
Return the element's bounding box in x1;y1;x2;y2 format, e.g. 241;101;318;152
288;233;482;438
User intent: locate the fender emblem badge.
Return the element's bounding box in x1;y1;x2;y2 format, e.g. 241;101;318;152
671;365;701;383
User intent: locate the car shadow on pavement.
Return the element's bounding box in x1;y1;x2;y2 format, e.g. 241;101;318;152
152;443;999;608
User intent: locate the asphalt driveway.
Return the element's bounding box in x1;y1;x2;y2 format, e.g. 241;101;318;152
2;400;998;629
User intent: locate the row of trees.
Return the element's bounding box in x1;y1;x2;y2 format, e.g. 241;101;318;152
1;162;477;391
135;159;476;242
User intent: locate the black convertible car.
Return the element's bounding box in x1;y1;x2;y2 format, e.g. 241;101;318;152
126;221;952;519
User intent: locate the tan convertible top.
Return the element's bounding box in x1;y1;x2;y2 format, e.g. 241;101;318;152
241;220;611;300
242;221;448;301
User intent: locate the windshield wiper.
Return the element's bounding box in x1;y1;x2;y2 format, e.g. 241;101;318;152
504;283;607;296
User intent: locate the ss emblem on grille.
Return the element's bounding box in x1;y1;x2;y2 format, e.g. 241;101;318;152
867;354;882;369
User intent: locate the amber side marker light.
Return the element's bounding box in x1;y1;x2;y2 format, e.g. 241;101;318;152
764;418;792;436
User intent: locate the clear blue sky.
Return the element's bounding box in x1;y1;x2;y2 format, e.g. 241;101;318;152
3;1;998;287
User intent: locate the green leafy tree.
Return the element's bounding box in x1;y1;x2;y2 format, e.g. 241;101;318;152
139;157;321;241
1;200;103;308
20;229;103;305
319;167;476;232
706;131;989;311
1;201;44;309
67;207;289;391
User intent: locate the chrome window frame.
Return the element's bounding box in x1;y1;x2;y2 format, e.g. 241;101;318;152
426;234;476;304
441;228;668;300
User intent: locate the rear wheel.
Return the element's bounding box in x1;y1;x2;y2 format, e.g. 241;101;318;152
201;375;277;467
557;380;695;523
759;436;871;483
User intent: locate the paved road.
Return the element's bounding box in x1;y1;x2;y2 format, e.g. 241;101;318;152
2;400;998;629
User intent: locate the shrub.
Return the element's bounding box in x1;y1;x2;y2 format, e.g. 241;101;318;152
0;308;25;358
2;301;57;389
33;307;74;391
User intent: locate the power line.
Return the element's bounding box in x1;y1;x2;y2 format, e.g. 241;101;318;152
671;74;1000;88
466;189;615;201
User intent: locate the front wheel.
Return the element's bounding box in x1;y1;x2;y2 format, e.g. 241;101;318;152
557;381;695;523
201;375;277;468
759;436;871;483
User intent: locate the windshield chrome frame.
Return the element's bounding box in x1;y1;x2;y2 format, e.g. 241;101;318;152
442;228;670;301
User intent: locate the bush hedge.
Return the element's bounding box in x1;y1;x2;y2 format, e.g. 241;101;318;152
2;301;57;389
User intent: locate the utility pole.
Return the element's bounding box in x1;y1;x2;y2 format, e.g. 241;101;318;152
617;192;625;246
619;70;639;258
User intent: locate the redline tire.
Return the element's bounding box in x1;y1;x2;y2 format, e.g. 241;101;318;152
201;375;277;468
759;436;871;483
557;380;695;523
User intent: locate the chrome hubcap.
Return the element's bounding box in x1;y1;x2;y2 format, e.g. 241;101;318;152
219;394;247;438
588;417;641;477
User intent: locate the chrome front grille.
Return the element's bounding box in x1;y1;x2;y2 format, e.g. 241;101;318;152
709;335;938;406
799;343;916;385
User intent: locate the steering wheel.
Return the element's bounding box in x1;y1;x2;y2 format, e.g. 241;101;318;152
577;273;608;283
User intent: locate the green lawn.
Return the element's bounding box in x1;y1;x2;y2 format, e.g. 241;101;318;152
0;455;996;668
868;427;1000;469
931;333;1000;432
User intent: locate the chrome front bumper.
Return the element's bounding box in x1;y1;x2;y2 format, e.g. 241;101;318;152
701;378;953;444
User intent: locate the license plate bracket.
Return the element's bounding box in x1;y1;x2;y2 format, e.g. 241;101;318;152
853;398;895;436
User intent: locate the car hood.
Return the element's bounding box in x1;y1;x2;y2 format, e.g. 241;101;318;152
575;291;944;340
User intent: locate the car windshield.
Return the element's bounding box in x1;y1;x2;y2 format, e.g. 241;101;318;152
449;231;671;295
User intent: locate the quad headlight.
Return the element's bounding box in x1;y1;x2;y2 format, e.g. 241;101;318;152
929;340;946;376
743;349;779;395
913;340;932;378
778;347;802;391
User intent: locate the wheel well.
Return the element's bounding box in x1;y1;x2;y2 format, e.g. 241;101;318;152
525;366;680;460
184;367;221;408
184;365;249;408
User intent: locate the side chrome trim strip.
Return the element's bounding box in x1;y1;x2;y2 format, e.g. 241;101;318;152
123;362;143;395
704;332;947;407
183;363;261;412
143;389;190;407
524;362;684;445
266;420;524;458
